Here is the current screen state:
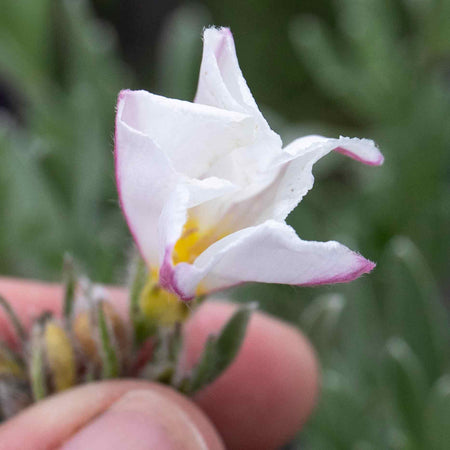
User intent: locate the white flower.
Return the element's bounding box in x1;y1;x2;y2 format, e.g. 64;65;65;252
115;27;384;301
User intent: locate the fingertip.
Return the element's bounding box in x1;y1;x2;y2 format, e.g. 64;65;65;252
183;301;319;450
63;387;223;450
0;381;224;450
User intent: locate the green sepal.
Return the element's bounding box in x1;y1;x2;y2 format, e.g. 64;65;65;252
97;302;120;379
141;322;183;385
62;254;77;326
128;255;150;346
29;315;51;401
185;303;255;395
0;295;26;345
0;344;26;378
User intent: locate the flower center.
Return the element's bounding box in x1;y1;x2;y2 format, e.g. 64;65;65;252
173;217;228;265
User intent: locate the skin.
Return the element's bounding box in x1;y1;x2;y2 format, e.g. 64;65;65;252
0;277;319;450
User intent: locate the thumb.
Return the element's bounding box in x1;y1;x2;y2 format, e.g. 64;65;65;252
0;380;224;450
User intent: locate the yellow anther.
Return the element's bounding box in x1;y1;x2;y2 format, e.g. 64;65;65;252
173;216;228;265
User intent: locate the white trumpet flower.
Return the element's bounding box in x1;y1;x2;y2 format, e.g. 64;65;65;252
115;27;383;300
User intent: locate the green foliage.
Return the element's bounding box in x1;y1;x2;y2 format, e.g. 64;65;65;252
186;303;254;394
128;254;152;346
0;0;131;282
289;0;450;277
29;320;47;401
97;301;120;379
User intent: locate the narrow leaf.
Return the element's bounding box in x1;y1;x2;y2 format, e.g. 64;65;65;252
62;254;77;325
29;321;47;401
0;295;26;344
424;375;450;450
97;303;119;379
128;255;148;346
384;236;450;380
0;345;25;378
385;337;428;444
187;303;255;394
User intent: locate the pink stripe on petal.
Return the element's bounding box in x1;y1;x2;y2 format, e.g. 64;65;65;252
334;146;384;166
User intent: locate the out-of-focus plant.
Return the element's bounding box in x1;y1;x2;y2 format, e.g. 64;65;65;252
0;0;131;281
297;237;449;449
286;1;450;448
290;0;450;277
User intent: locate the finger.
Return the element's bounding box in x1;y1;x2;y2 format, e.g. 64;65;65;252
0;278;319;449
0;380;224;450
184;301;319;450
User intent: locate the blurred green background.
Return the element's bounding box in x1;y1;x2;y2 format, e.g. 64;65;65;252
0;0;449;448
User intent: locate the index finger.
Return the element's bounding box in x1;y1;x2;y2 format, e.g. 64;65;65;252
0;277;319;450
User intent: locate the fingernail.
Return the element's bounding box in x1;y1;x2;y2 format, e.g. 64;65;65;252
62;389;212;450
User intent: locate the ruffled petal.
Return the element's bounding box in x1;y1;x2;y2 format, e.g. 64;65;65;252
157;177;237;262
213;135;384;229
163;220;375;300
283;135;384;166
195;27;282;179
115;93;178;267
118;89;256;178
195;27;262;118
116;92;237;266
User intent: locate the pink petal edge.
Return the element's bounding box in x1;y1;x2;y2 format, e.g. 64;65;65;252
214;27;233;60
301;256;375;286
114;89;149;265
334;146;384;166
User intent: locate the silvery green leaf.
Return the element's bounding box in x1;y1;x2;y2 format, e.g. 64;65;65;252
62;254;77;325
128;254;150;346
0;295;26;345
29;318;48;401
186;303;255;395
424;375;450;450
97;303;119;379
385;337;428;444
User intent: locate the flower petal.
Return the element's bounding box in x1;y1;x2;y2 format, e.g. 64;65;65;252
157;177;237;262
195;27;282;176
116;92;237;266
118;89;256;178
214;135;384;229
283;135;384;166
165;220;375;300
116;93;178;267
268;135;383;220
195;27;262;118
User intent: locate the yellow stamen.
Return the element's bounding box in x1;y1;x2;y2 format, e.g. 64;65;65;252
173;217;228;265
139;271;188;325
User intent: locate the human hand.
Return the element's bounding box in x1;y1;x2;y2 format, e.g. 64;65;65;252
0;278;318;450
